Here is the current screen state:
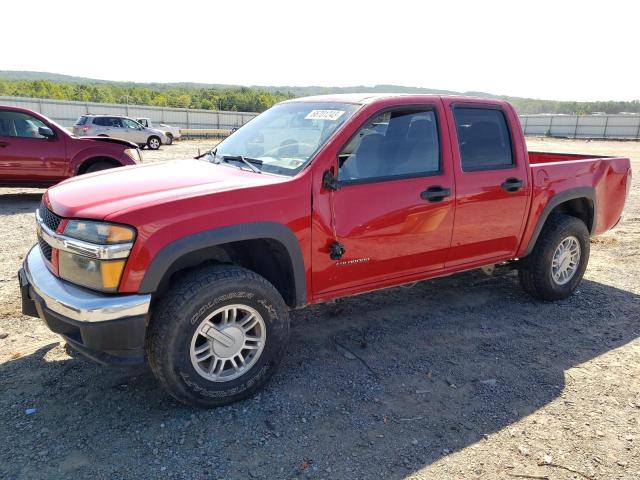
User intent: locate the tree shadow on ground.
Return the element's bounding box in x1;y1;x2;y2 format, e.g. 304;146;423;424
0;191;42;217
1;271;638;479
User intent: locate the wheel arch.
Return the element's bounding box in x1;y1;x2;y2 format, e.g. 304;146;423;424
523;187;596;257
76;156;121;175
139;222;307;308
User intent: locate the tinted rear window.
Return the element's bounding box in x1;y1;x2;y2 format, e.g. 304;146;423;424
92;117;112;126
75;116;88;126
454;108;513;171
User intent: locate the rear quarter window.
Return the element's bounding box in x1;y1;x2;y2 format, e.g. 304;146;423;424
75;116;88;126
454;107;514;171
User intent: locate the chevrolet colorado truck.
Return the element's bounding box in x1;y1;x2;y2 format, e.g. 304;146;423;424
136;118;181;145
19;94;631;407
0;106;142;187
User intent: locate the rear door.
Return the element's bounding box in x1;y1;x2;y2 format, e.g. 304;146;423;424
443;100;530;266
90;117;115;136
0;109;67;183
312;100;456;295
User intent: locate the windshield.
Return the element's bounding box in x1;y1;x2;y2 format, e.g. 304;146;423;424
211;102;360;176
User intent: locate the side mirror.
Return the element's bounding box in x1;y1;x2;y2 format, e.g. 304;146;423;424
38;126;55;139
322;170;341;191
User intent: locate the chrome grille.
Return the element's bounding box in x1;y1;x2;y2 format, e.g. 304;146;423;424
37;203;62;262
38;235;53;261
39;203;62;232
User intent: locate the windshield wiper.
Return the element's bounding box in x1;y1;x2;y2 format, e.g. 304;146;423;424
195;147;215;160
220;155;262;173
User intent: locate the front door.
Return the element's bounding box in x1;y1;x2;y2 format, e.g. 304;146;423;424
443;101;530;266
0;109;67;184
121;118;145;143
313;103;456;295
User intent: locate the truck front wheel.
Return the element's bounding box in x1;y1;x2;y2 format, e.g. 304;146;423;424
146;265;290;407
518;214;590;301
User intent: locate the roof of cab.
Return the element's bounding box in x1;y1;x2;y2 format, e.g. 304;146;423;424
281;93;505;106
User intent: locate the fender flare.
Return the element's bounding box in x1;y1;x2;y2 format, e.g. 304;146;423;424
138;222;307;307
522;186;596;257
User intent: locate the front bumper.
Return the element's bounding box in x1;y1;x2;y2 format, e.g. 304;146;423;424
19;246;152;365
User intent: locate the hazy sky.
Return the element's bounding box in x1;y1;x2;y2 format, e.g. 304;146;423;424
3;0;638;101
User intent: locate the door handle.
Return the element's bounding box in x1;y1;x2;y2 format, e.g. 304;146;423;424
0;141;8;148
420;185;451;203
501;177;523;192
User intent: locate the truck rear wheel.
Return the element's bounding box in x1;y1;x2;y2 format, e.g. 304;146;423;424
518;214;590;301
165;133;173;145
146;265;290;407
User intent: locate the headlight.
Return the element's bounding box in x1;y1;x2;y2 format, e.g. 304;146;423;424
64;220;135;244
124;148;141;163
57;220;136;292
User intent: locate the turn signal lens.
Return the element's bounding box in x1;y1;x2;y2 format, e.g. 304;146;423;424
101;260;126;290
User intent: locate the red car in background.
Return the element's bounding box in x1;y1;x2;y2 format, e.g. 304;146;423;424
0;105;141;187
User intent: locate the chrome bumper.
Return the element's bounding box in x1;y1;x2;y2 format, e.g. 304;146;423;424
22;245;151;323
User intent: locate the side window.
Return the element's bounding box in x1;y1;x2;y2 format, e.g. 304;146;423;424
339;109;440;182
453;108;513;171
122;118;140;129
93;117;108;126
0;111;48;139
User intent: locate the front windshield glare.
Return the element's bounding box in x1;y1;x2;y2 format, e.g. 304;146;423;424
213;102;359;175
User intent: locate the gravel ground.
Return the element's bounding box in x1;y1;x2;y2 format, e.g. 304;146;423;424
0;138;638;480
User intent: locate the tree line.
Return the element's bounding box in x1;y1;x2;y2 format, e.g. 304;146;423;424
0;79;293;112
0;78;638;115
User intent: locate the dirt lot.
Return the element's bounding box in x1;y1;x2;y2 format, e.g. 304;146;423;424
0;138;638;480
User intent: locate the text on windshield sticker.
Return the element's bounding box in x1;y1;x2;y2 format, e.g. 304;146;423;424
304;110;345;121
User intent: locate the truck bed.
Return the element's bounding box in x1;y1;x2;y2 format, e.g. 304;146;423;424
528;151;610;164
517;152;631;258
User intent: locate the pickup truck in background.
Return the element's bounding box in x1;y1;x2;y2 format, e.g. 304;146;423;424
136;118;181;145
0;105;141;187
19;94;631;407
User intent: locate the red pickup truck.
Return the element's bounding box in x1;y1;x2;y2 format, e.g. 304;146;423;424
0;105;141;187
19;94;631;407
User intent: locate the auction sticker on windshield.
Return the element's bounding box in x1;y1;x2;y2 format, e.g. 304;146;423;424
305;110;345;121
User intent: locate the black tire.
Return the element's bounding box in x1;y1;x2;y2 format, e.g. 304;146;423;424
83;161;117;174
146;264;290;407
165;133;173;145
518;214;590;301
147;136;161;150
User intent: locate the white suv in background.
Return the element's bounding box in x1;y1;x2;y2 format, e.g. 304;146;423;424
73;115;167;150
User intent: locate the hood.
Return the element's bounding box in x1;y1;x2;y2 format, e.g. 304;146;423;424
147;128;166;137
45;159;286;220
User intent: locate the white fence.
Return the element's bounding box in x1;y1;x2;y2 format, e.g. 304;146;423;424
0;96;259;130
3;96;640;140
520;114;640;139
